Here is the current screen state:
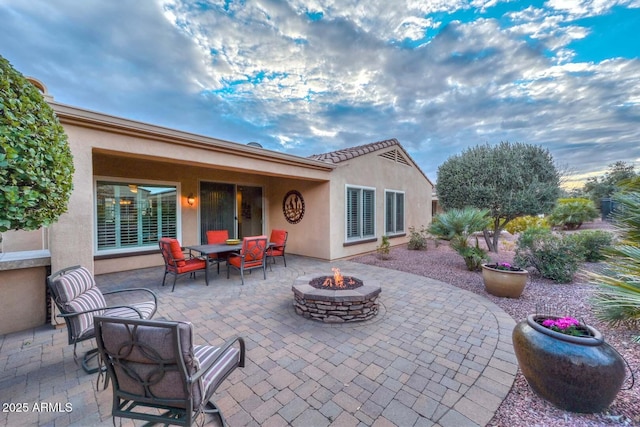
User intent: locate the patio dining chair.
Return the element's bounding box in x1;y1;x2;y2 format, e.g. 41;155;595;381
266;229;288;270
206;229;230;274
227;235;268;285
159;238;208;292
95;316;245;427
47;265;157;374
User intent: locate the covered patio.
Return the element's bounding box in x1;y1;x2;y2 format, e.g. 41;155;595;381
0;256;516;426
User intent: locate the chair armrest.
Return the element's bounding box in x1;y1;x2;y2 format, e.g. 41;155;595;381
190;336;246;383
228;251;245;258
103;288;157;304
57;304;145;319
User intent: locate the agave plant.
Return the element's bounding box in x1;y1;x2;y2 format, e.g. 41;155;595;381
429;207;491;271
590;178;640;341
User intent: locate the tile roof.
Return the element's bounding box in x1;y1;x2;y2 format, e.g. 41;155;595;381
309;138;434;186
308;138;401;163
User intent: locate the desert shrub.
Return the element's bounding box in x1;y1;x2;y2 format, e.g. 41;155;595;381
549;198;599;230
376;235;391;259
451;235;489;271
504;215;550;234
407;226;428;250
428;208;491;240
514;227;584;283
567;230;615;262
591;180;640;337
430;208;491;271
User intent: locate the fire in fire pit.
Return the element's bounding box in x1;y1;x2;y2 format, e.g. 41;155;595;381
309;268;363;290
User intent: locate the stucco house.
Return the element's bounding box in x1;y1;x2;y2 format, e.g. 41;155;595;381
0;81;434;334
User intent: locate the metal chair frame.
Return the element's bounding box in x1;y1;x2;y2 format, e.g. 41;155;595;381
95;316;245;426
47;265;157;374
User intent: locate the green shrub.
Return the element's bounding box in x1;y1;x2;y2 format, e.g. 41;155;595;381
376;235;391;259
451;235;489;271
429;208;490;271
549;198;599;230
0;55;74;232
428;207;491;240
591;180;640;337
514;227;584;283
567;230;615;262
504;215;550;234
407;226;428;250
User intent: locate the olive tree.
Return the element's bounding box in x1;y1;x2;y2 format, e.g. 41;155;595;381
436;142;560;252
0;55;74;233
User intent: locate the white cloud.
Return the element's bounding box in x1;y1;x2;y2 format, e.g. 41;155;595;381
1;0;638;184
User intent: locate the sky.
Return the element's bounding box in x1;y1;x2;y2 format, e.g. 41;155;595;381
1;0;639;188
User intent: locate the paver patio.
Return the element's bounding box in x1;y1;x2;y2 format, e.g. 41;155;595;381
0;255;517;426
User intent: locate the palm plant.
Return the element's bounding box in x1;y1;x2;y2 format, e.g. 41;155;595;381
590;177;640;341
429;207;491;271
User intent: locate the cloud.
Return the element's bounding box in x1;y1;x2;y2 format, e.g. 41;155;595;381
1;0;638;184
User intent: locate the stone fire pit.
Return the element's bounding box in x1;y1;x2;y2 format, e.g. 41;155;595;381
292;273;381;323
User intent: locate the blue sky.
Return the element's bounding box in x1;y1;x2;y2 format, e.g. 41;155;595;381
1;0;639;188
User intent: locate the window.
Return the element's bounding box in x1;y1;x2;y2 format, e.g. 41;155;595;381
346;186;375;240
96;180;178;253
385;190;405;235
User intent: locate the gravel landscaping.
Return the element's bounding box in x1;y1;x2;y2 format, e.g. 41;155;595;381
352;221;639;427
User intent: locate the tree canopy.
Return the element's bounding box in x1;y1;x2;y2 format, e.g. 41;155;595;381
583;161;637;207
0;55;74;232
436;141;560;252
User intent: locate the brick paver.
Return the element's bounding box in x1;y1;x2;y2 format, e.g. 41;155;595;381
0;255;517;426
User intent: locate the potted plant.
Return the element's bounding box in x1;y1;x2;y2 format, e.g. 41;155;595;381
512;314;627;413
481;262;528;298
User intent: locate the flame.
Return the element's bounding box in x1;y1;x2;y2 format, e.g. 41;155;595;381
333;267;344;287
321;268;355;288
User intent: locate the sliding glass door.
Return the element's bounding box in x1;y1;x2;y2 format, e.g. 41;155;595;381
200;182;235;243
199;182;263;243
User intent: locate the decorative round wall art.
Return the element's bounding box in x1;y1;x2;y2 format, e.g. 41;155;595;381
283;190;305;224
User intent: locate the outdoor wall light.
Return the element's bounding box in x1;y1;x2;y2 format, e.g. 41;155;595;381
187;193;196;206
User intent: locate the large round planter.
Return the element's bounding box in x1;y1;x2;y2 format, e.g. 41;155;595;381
512;314;626;413
481;264;528;298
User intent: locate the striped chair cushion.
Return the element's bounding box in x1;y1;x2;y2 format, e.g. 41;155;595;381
104;301;157;320
63;288;106;339
193;344;241;408
53;266;97;303
51;267;107;339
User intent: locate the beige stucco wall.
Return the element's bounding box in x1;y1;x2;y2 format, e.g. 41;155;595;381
0;266;47;334
327;148;433;259
49;124;94;275
267;178;331;260
0;229;47;252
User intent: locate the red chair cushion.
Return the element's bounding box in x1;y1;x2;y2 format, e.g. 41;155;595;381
269;230;287;246
206;231;230;260
228;256;263;269
175;258;206;273
168;239;186;267
206;230;229;244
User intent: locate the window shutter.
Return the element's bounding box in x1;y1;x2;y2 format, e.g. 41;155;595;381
363;189;375;237
347;188;360;238
396;192;404;232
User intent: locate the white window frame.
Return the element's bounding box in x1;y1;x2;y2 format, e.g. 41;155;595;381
94;177;182;255
345;185;376;242
384;189;405;235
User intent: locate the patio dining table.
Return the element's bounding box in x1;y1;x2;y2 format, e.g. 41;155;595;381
185;243;242;282
185;241;275;283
